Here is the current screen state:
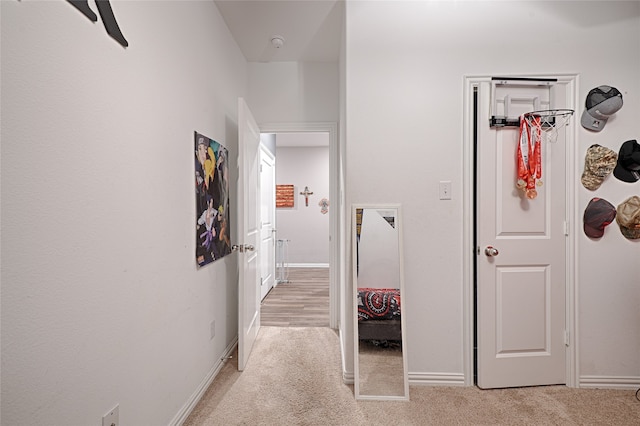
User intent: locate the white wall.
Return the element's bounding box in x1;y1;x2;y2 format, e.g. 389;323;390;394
275;146;330;265
247;62;339;124
338;13;352;379
345;1;640;386
1;1;246;424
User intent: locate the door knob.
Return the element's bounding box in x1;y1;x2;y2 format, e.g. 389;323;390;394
232;244;255;253
484;246;499;257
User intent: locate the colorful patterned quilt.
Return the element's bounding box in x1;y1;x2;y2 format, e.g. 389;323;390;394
357;288;401;321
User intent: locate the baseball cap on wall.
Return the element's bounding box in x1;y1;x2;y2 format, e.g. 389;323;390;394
583;198;616;239
616;196;640;240
581;85;623;132
613;139;640;183
581;144;617;190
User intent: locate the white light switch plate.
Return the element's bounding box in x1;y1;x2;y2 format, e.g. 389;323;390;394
439;181;452;200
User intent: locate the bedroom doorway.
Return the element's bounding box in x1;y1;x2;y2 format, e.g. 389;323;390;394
260;131;331;327
259;123;340;330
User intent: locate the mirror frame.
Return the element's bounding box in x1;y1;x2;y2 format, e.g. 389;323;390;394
352;204;409;401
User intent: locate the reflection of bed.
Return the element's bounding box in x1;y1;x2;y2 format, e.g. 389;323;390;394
357;288;402;341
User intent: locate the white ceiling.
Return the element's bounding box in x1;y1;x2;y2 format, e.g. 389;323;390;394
214;0;344;62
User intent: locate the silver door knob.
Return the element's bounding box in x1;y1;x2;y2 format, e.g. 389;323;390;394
232;244;255;253
484;246;499;257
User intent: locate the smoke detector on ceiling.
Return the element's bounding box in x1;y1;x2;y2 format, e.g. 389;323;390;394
270;35;285;49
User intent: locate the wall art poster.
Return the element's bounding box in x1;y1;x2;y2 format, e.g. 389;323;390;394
276;184;295;208
195;131;232;267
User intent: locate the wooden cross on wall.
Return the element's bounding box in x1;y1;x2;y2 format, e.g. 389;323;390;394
300;186;313;207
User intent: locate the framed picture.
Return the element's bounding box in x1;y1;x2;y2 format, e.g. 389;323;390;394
276;184;295;208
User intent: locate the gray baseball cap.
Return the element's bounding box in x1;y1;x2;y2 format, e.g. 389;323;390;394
581;85;623;132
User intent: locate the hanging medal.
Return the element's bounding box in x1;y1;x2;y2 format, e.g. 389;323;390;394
516;114;542;199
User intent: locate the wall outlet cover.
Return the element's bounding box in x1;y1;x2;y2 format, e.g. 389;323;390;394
102;404;119;426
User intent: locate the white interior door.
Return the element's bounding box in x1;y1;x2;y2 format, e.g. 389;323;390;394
477;80;568;389
260;146;276;301
237;98;261;371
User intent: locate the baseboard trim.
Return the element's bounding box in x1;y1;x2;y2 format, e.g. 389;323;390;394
338;328;354;385
409;372;466;386
343;371;465;387
170;338;238;426
343;371;354;385
579;375;640;390
287;263;329;268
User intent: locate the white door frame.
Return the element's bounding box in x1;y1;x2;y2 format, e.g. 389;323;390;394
259;144;276;301
462;75;579;387
259;122;340;330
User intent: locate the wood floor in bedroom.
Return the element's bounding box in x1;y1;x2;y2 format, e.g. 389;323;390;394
260;267;329;327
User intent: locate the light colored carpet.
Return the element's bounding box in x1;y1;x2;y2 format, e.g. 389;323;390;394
184;327;640;425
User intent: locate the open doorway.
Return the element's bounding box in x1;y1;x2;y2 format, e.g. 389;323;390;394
259;122;340;330
260;131;331;327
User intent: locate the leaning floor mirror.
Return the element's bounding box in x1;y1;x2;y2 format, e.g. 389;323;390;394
353;204;409;401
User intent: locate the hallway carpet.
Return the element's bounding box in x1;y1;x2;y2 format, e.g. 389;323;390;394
184;327;640;425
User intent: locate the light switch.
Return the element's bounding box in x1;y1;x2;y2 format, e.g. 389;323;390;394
439;181;452;200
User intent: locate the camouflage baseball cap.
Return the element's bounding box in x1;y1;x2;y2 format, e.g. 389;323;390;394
581;144;618;190
616;196;640;240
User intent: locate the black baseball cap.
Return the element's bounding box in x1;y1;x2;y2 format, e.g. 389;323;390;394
613;139;640;183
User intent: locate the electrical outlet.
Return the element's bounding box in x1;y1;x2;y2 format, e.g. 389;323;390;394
210;320;216;340
102;404;119;426
439;181;452;200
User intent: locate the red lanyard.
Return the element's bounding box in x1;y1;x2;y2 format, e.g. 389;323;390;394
516;115;542;199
